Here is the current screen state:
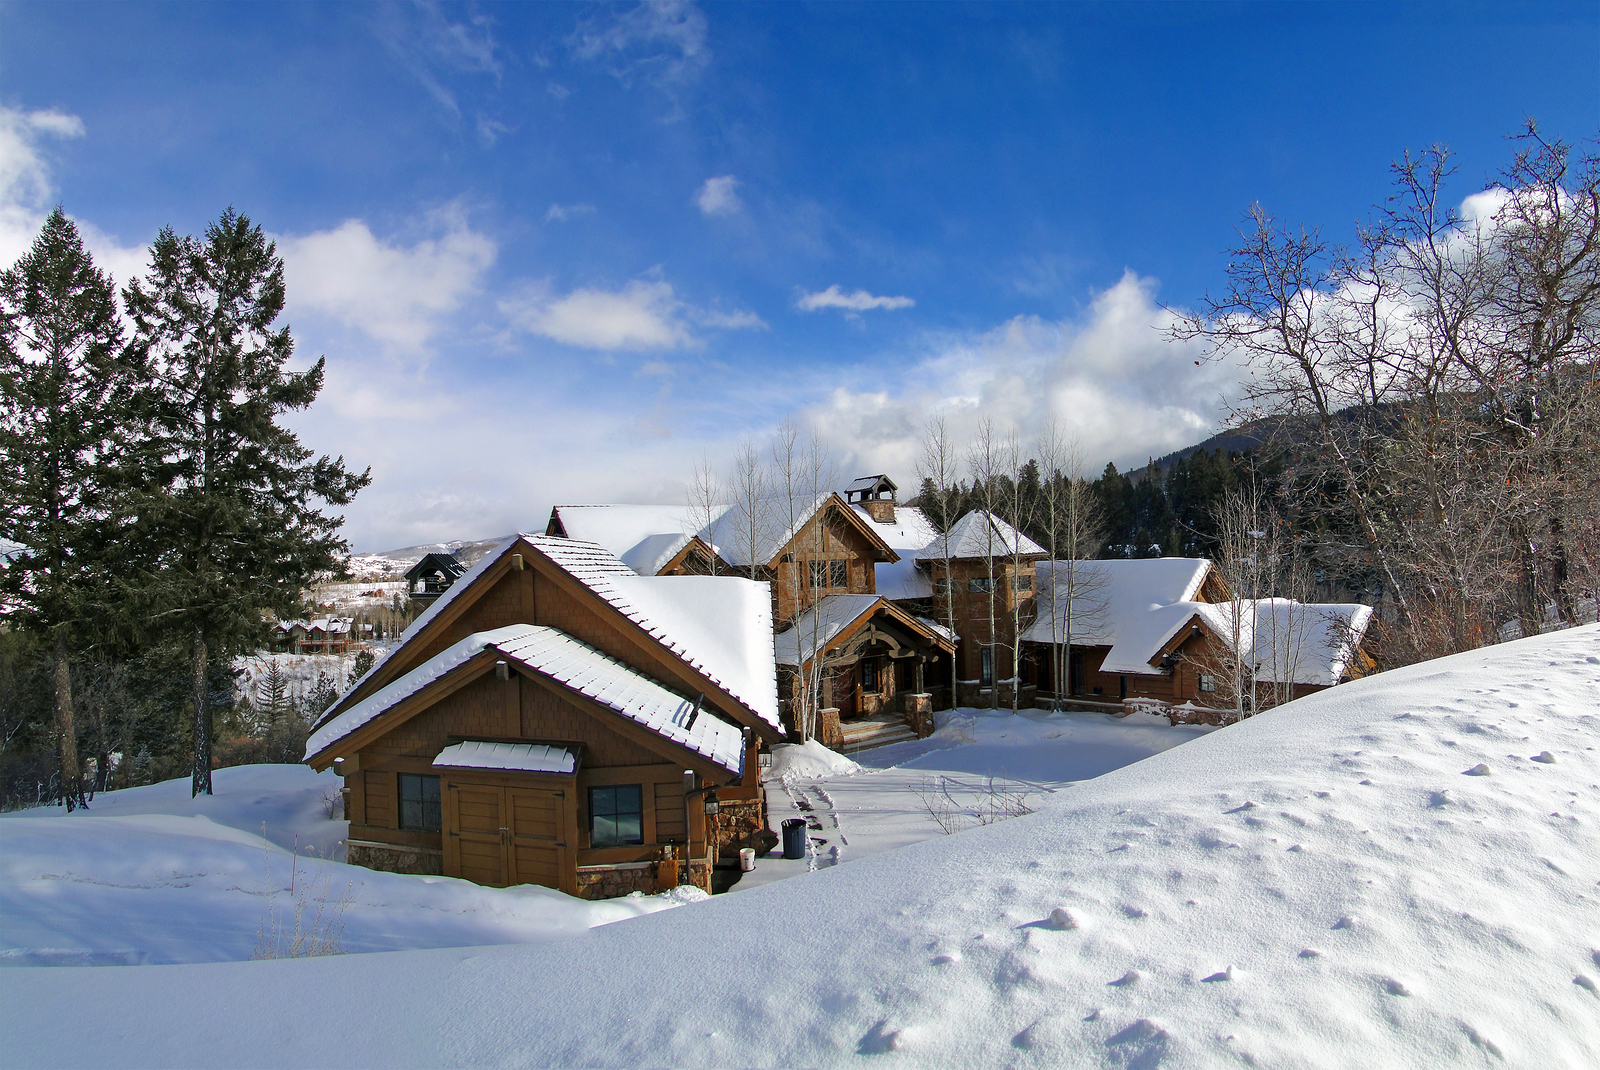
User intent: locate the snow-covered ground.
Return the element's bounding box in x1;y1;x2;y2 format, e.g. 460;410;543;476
3;625;1597;1067
0;765;706;967
742;708;1212;889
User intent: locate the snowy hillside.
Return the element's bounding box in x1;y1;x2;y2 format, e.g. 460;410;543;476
3;625;1597;1068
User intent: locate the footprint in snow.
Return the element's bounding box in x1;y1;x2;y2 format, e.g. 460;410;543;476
1532;751;1557;764
1201;966;1234;982
856;1020;901;1055
1428;790;1453;808
1384;978;1413;997
1298;949;1323;958
1332;915;1357;930
1463;764;1492;776
1575;975;1598;995
1108;970;1142;986
932;953;961;966
1122;905;1149;918
1225;801;1258;814
1049;907;1078;930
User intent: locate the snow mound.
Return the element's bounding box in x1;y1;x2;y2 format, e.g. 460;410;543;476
4;626;1599;1068
768;739;863;781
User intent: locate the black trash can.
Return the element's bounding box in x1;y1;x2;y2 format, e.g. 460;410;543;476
781;818;807;859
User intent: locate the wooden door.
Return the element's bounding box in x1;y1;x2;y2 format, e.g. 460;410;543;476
506;786;566;890
448;781;509;886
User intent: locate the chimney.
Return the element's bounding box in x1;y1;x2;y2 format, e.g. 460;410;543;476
864;496;896;523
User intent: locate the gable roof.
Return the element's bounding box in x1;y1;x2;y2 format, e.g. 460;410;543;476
546;505;704;576
1190;599;1375;687
318;534;780;741
915;510;1045;561
704;491;899;570
306;623;747;775
1021;558;1214;667
773;593;955;667
1019;557;1373;686
844;474;897;499
852;503;939;600
405;552;465;583
531;537;780;732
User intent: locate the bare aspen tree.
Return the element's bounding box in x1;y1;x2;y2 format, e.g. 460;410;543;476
686;453;724;577
916;416;962;709
997;429;1033;715
725;436;769;582
966;420;1005;710
769;418;838;739
1034;422;1107;706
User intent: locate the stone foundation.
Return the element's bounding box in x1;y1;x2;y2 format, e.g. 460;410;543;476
817;707;843;748
346;839;443;876
576;861;663;899
713;797;775;860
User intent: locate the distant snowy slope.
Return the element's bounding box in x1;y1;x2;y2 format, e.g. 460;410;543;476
4;627;1598;1068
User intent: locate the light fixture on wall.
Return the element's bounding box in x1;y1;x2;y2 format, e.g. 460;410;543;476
702;789;720;817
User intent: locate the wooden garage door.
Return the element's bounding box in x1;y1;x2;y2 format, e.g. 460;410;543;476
443;778;571;891
450;783;508;886
506;786;564;889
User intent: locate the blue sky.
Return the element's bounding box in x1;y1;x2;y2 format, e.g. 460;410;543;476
3;1;1596;550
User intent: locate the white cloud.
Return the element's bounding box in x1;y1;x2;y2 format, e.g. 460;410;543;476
376;1;502;116
797;284;915;313
501;276;764;351
571;0;709;92
502;279;691;351
796;270;1237;480
544;202;596;223
1;106;85;268
695;175;741;217
277;206;496;355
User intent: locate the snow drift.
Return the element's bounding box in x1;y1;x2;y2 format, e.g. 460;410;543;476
3;626;1597;1068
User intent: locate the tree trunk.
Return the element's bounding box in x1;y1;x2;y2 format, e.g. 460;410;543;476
191;626;213;797
52;630;84;812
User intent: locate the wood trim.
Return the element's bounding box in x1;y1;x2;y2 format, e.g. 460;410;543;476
765;493;901;570
307;650;500;769
1151;612;1207;666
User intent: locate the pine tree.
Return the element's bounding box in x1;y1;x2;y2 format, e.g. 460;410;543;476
123;208;370;796
0;209;134;811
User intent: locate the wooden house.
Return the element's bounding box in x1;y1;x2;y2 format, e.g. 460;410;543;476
1020;558;1374;717
273;617;354;655
916;510;1047;708
545;488;957;742
304;535;783;898
405;552;467;607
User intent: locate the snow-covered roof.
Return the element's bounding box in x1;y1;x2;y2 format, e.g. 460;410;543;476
529;536;780;732
852;504;938;601
915;615;958;646
844;474;896;495
774;594;884;667
434;741;578;775
1191;599;1375;687
1020;558;1372;685
307;623;747;774
915;510;1044;561
276;617;352;635
1021;558;1212;653
548;505;703;576
703;492;833;569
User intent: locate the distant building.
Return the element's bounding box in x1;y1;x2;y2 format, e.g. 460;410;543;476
405;553;467;606
273;617;354;655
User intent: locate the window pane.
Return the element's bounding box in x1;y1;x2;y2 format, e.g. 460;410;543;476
1013;575;1033;591
589;784;644;846
808;560;827;587
399;774;441;831
831;560;848;588
980;648;994;687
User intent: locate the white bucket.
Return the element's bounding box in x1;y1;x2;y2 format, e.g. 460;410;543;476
738;847;756;872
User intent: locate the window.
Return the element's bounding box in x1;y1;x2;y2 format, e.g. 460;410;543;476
861;657;880;692
980;648;994;688
808;559;849;589
399;774;441;831
934;579;952;596
1012;574;1033;592
1198;673;1216;693
968;577;996;594
589;784;644;847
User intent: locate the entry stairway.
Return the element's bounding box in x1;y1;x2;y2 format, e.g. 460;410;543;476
838;713;919;752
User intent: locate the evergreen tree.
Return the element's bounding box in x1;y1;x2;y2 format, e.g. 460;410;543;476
123;208;370;796
0;209;135;811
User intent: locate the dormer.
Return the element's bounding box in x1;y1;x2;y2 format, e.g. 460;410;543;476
844;474;898;523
